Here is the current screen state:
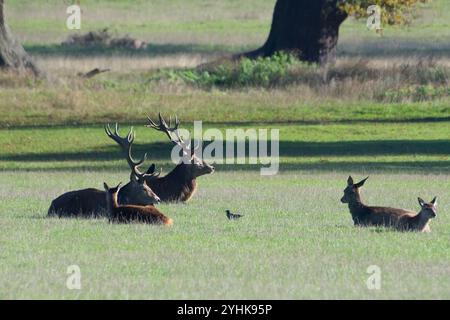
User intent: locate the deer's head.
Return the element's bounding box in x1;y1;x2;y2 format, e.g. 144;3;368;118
418;197;437;219
146;113;215;179
103;181;122;212
103;181;121;197
341;176;368;204
105;124;161;205
188;153;215;178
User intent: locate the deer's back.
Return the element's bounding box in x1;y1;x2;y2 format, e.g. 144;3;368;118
355;205;415;227
48;188;106;218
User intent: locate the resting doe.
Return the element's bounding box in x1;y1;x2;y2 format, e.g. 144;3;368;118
104;182;173;225
396;197;437;232
340;176;437;232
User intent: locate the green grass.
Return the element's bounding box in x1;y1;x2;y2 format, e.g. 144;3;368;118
6;0;276;45
0;122;449;172
1;170;449;299
0;80;449;128
1;122;449;298
1;0;450;300
4;0;450;53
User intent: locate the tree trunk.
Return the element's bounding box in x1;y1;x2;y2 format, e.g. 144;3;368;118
0;0;43;77
245;0;347;64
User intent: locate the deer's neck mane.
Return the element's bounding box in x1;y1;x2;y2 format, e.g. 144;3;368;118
160;163;197;202
165;163;193;182
348;200;366;213
347;193;368;222
106;191;119;213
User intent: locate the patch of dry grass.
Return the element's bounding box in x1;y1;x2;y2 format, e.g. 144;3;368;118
0;56;449;127
155;56;449;102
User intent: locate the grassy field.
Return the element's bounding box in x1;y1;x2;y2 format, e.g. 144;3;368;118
1;170;449;299
1;123;449;172
0;0;449;299
1;122;449;299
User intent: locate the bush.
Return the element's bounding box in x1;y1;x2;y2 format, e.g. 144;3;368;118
154;52;301;88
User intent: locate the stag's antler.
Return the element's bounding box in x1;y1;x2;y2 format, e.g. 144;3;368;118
146;113;195;155
105;123;160;180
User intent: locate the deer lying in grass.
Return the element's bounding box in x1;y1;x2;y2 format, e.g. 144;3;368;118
397;197;437;232
341;176;437;232
143;113;215;202
48;125;160;218
104;182;173;225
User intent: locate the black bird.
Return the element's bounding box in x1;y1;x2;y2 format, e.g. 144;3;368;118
226;210;243;220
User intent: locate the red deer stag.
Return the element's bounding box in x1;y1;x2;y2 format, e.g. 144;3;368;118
104;123;162;205
341;176;437;232
47;125;160;218
144;113;215;202
104;182;173;225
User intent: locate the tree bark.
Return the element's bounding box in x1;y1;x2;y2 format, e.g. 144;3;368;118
0;0;43;77
244;0;348;64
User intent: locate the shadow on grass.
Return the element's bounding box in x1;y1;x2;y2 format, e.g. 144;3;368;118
338;39;450;59
26;40;450;59
1;139;449;162
25;43;236;57
280;139;450;157
3;117;450;131
1;160;449;173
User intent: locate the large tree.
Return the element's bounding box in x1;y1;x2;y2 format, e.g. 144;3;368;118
0;0;43;77
243;0;428;64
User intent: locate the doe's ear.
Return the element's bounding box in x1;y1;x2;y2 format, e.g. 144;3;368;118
418;197;425;207
103;182;109;191
355;176;369;188
115;182;122;189
431;196;437;207
347;176;354;186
